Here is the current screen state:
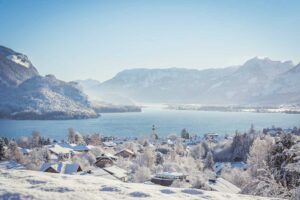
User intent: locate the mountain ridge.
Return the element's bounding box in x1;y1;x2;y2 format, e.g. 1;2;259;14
90;57;298;105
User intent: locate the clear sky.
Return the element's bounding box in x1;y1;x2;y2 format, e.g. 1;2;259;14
0;0;299;82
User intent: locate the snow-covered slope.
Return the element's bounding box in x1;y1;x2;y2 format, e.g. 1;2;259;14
96;67;238;104
0;46;98;119
254;63;300;105
0;168;280;200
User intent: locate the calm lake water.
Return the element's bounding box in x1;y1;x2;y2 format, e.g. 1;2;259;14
0;107;299;140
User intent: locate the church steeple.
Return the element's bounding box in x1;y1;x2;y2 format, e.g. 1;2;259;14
150;125;158;140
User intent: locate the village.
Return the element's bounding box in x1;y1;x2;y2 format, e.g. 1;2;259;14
0;125;300;199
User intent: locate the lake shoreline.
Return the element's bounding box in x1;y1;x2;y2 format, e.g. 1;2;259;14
166;104;300;114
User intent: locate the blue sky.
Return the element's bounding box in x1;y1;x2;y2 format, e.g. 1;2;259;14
0;0;299;81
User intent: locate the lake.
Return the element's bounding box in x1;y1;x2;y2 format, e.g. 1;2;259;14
0;107;299;140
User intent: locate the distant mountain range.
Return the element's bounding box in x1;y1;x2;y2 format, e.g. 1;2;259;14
0;46;98;119
87;57;299;105
1;44;299;120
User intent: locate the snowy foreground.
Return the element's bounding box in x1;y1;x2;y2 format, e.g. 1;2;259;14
0;168;280;200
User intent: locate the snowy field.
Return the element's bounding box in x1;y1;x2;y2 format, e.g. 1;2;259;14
0;168;281;200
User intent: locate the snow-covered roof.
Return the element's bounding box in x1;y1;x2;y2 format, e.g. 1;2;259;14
70;144;89;152
208;178;241;194
103;166;127;179
50;154;58;160
155;172;186;179
87;145;96;150
103;141;117;147
18;147;32;154
48;144;73;155
116;148;134;155
40;162;81;174
105;153;118;160
167;139;174;145
96;156;113;162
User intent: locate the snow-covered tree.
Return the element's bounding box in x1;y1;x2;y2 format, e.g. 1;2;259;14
26;148;50;170
84;152;96;165
0;138;6;161
247;135;274;177
6;141;24;163
17;136;30;148
221;167;251;188
75;132;85;145
72;155;90;169
181;128;190;139
155;152;164;165
204;151;214;170
231;131;255;162
31;131;41;148
135;147;155;169
89;133;101;145
190;143;207;160
133;166;151;183
68;128;76;143
175;140;185;156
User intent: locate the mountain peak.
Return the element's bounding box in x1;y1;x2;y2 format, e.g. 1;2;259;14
245;57;294;66
0;45;16;57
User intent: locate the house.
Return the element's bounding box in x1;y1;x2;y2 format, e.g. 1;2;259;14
204;133;219;141
69;144;89;152
103;141;117;147
40;162;82;174
115;149;135;158
155;147;170;155
95;156;114;168
103;166;128;182
167;139;175;146
104;153;118;161
151;172;187;186
18;147;31;155
208;178;241;194
48;144;73;159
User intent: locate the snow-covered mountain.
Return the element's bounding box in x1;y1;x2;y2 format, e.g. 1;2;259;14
0;46;98;119
94;57;297;105
0;46;39;87
253;63;300;105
